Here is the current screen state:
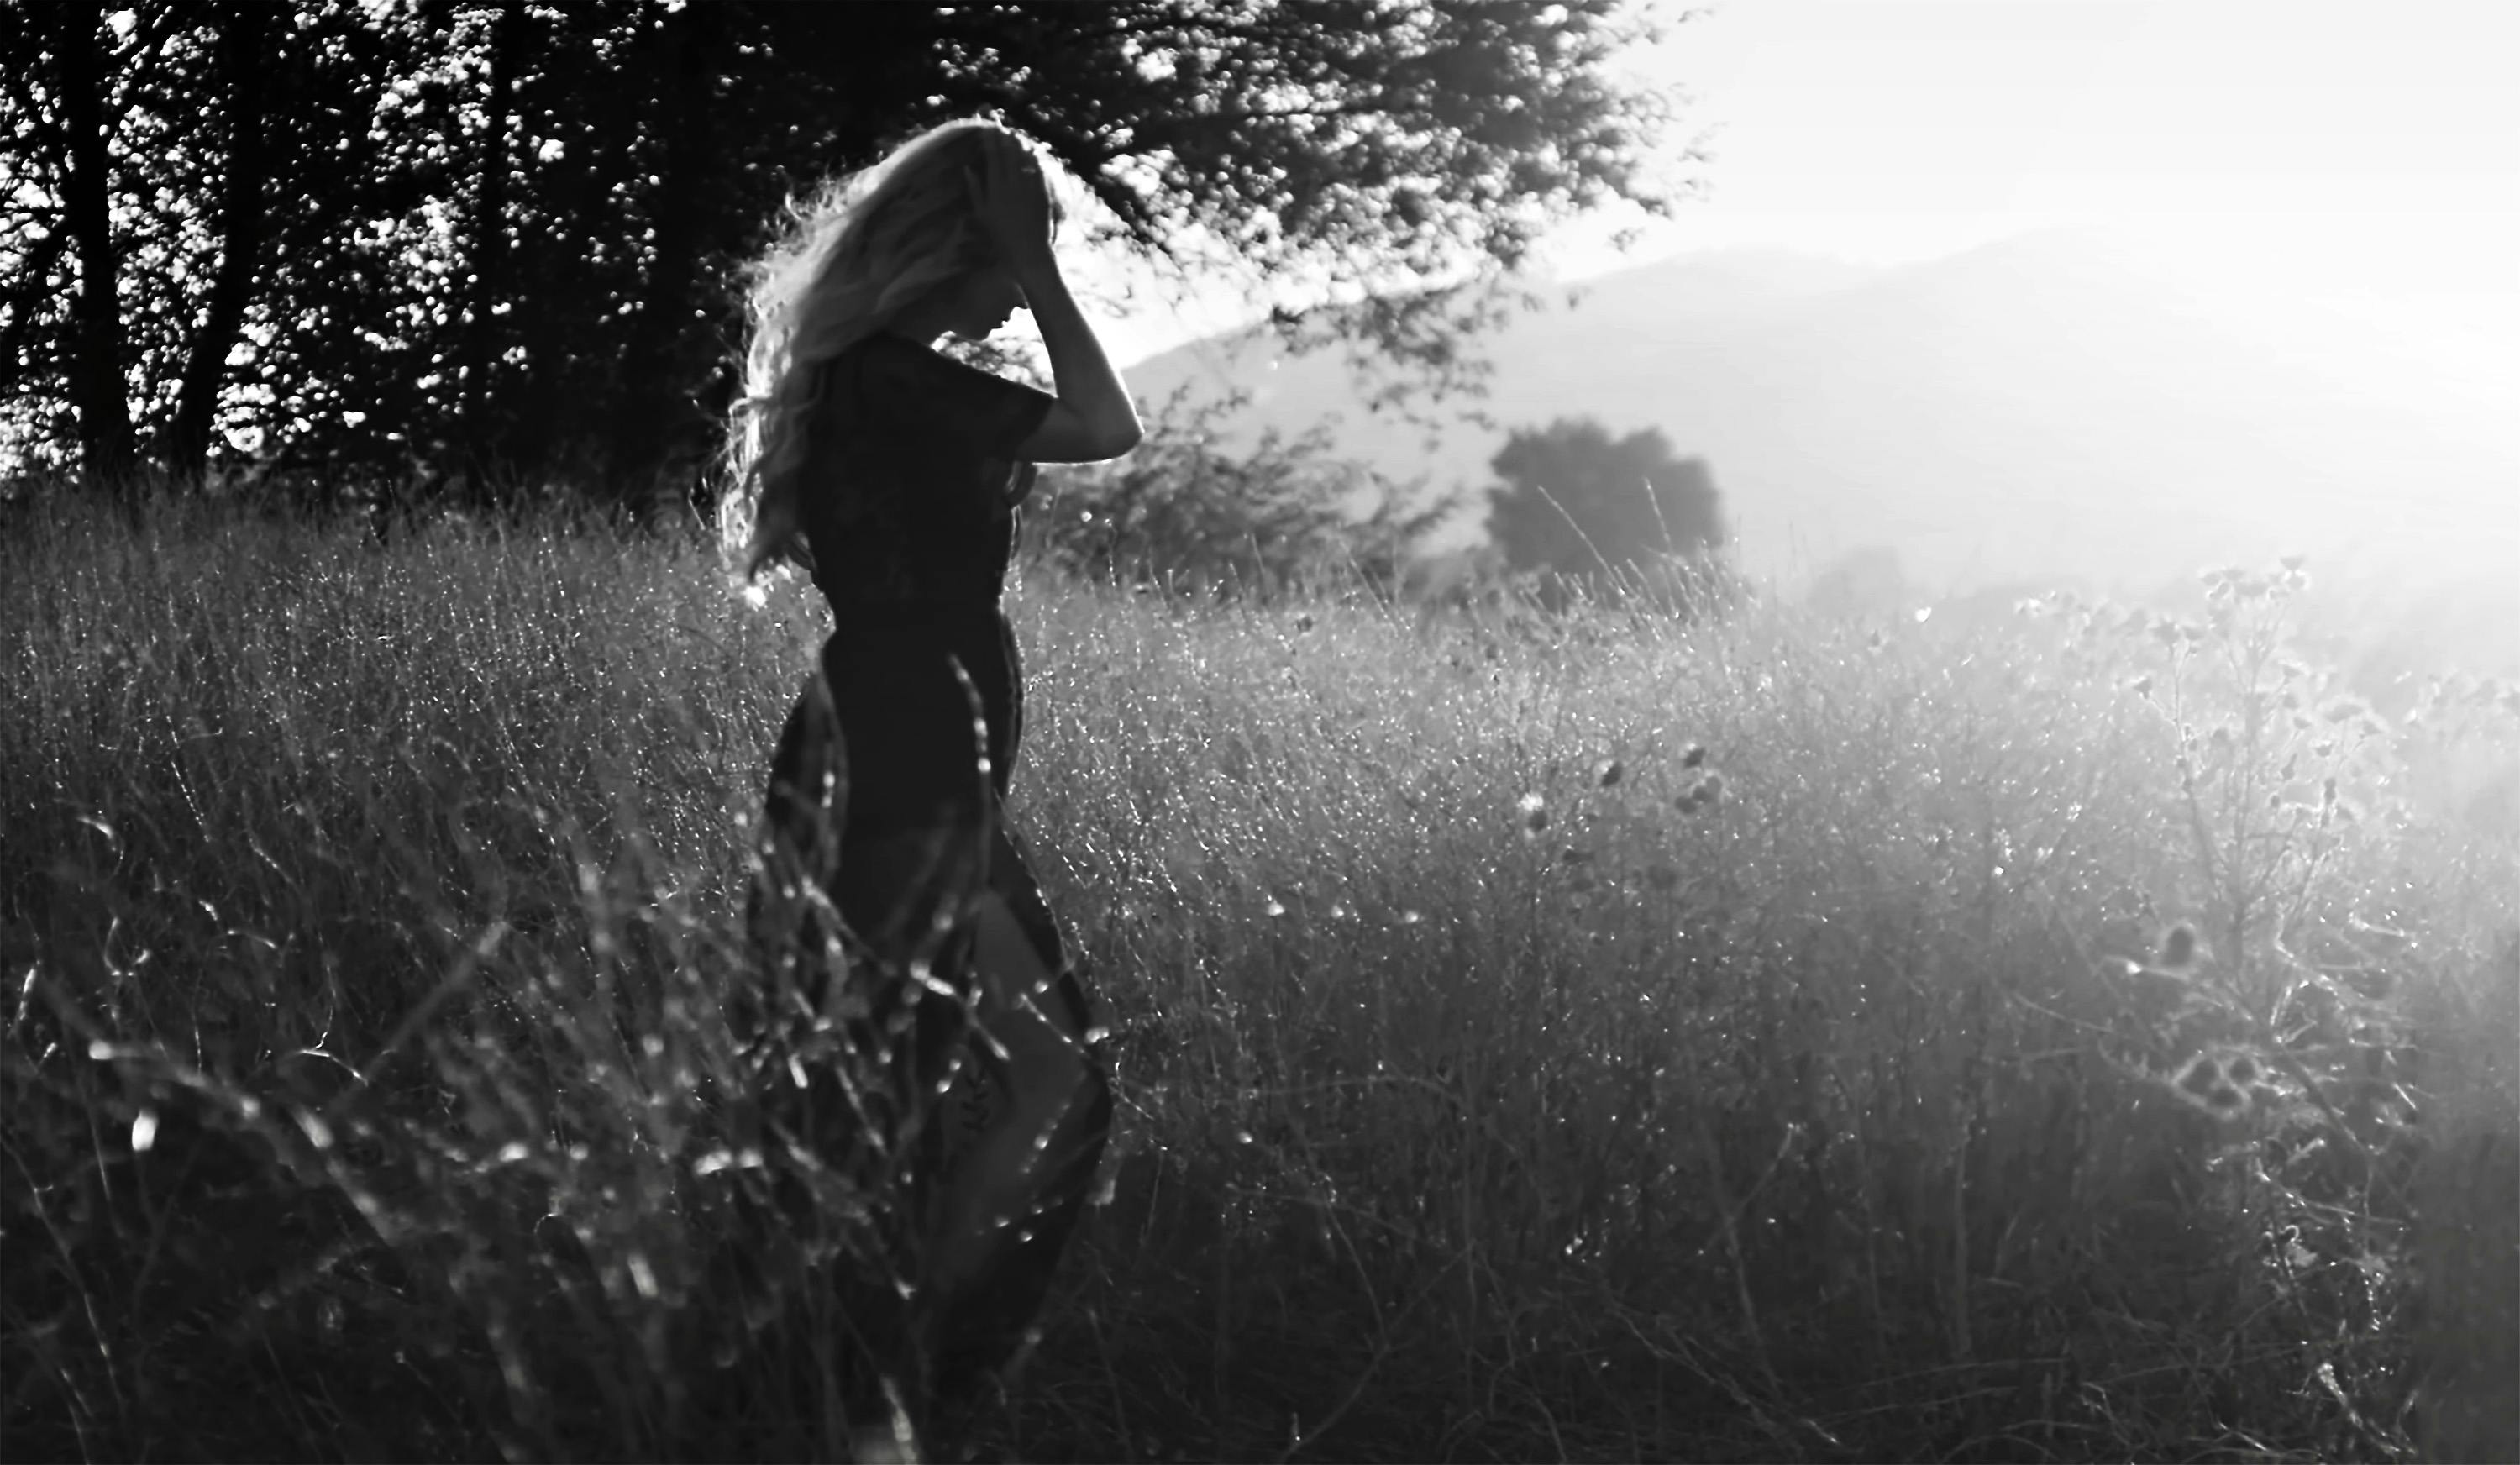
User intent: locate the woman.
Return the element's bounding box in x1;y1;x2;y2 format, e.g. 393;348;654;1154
725;119;1139;1436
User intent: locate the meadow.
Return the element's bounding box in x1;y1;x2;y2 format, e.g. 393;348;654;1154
2;494;2513;1462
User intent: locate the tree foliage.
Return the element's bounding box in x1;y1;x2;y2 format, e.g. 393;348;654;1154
2;2;416;492
1483;416;1725;601
2;0;1682;512
1021;386;1444;600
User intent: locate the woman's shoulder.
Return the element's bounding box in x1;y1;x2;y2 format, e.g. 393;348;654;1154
833;332;987;402
828;329;927;383
829;333;1053;451
850;330;931;365
819;333;938;422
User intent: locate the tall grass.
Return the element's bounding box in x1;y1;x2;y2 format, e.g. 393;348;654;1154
3;495;2512;1462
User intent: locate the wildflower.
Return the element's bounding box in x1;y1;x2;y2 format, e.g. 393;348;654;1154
1679;743;1707;769
1644;862;1681;891
1518;792;1548;837
1295;614;1314;633
1595;758;1625;788
2156;922;2198;970
2172;1053;2252;1118
1561;846;1592;866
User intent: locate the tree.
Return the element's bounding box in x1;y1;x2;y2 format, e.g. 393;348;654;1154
18;3;136;491
3;1;1688;510
2;1;428;494
1483;416;1725;604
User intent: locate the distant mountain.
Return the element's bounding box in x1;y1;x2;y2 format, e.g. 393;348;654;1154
1124;230;2520;612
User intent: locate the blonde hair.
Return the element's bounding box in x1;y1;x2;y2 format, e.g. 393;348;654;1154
722;118;1058;578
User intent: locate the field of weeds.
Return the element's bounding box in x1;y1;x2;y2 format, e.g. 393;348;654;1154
3;496;2513;1462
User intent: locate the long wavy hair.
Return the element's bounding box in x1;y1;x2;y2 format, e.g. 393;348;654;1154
723;119;1058;578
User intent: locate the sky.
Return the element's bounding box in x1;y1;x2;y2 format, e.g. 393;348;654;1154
1094;0;2520;372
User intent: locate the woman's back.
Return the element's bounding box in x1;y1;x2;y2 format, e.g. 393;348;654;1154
797;334;1052;622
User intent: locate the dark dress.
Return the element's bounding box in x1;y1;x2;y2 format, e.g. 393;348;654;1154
745;332;1112;1426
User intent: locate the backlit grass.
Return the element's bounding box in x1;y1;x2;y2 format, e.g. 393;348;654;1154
3;495;2512;1462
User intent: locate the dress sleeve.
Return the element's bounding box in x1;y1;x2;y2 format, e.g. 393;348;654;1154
850;336;1056;461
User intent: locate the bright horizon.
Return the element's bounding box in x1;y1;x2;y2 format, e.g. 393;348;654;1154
1095;0;2520;381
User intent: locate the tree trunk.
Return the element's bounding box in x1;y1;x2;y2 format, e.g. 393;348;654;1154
165;0;275;486
454;0;521;506
606;0;718;515
53;3;135;494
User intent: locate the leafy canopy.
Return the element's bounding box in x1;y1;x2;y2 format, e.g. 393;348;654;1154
2;1;1684;508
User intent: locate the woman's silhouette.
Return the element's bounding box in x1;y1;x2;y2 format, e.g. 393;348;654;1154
724;118;1140;1447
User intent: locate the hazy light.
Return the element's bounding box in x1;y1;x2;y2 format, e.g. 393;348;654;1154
1097;0;2519;367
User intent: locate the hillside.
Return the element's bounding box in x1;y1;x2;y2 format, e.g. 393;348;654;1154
1126;231;2520;621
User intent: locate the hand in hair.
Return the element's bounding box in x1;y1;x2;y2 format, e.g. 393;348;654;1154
965;133;1056;272
958;128;1142;463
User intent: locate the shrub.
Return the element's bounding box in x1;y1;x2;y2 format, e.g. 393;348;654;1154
1020;386;1447;602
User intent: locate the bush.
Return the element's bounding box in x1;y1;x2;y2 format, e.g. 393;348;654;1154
1020;387;1447;602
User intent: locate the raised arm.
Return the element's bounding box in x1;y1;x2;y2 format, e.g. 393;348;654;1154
969;135;1142;464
